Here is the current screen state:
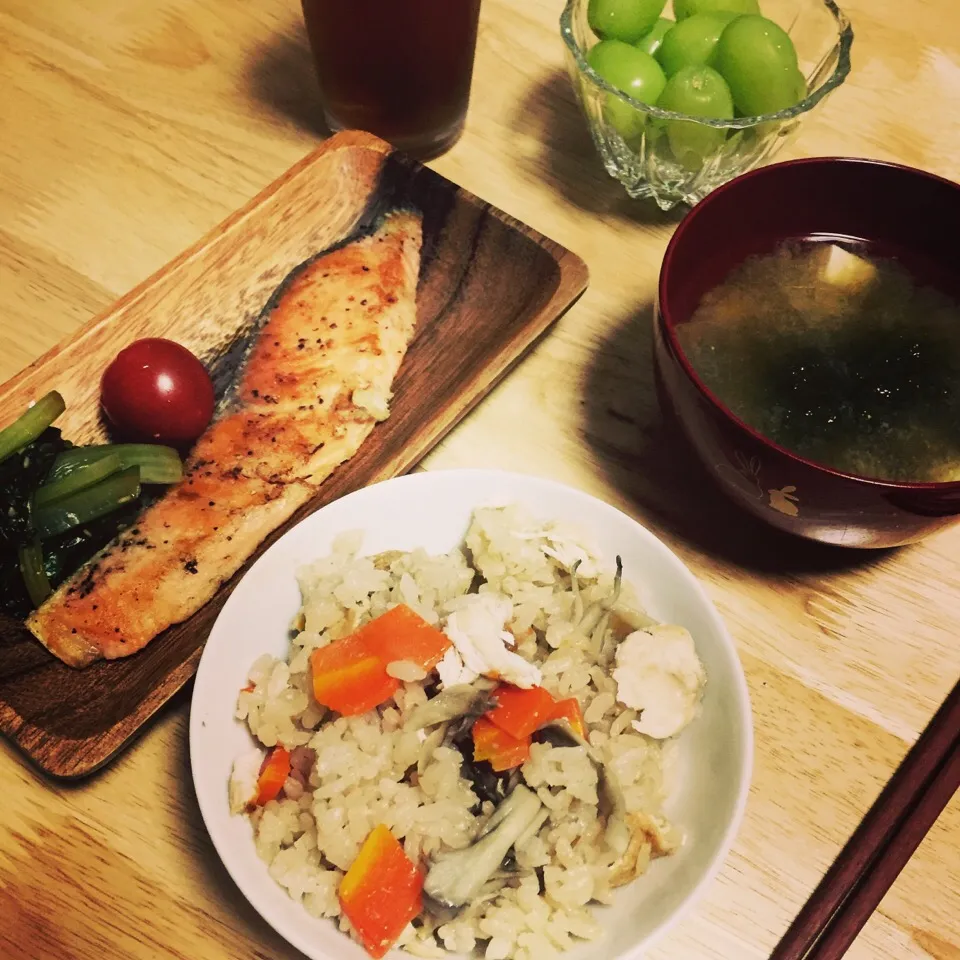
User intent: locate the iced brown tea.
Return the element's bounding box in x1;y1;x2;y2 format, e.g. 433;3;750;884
301;0;482;159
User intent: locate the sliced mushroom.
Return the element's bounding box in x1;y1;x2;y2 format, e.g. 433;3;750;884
533;709;677;889
535;718;589;750
516;805;550;848
423;785;544;909
454;747;511;807
577;555;623;637
403;678;498;733
418;725;448;778
534;719;630;857
609;605;657;635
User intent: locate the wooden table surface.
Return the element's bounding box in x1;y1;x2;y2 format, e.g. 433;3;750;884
1;1;958;958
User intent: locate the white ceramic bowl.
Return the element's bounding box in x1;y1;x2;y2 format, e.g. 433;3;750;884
190;469;753;960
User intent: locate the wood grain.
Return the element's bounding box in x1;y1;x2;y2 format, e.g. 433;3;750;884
0;1;958;959
801;743;960;960
770;680;960;960
0;129;588;778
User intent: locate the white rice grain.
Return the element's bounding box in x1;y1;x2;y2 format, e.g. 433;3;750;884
232;506;693;960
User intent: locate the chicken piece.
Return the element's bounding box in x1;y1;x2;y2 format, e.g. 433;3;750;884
437;594;541;689
613;624;706;739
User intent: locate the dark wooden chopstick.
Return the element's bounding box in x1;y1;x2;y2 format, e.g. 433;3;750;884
769;677;960;960
800;738;960;960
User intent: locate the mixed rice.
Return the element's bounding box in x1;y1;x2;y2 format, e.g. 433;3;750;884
230;505;707;959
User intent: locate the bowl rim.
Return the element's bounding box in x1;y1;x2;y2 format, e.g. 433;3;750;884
560;0;854;129
658;155;960;492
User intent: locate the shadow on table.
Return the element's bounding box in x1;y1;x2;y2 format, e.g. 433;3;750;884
580;302;895;576
247;26;330;139
509;69;686;227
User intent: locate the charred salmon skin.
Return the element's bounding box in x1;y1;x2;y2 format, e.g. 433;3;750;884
27;209;423;668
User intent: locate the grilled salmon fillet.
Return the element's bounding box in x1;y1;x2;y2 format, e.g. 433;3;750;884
27;210;423;668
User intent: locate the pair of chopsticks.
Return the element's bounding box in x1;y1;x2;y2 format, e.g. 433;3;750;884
770;677;960;960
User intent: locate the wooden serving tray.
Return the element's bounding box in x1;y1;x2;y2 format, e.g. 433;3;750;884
0;130;588;779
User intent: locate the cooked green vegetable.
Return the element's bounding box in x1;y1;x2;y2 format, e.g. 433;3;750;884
0;427;69;547
1;500;144;618
0;391;65;465
34;453;123;508
0;554;32;617
17;541;52;607
0;395;181;616
33;466;141;540
48;443;183;485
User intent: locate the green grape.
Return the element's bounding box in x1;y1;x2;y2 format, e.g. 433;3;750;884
657;64;734;167
589;0;668;43
656;12;738;77
713;14;803;115
588;40;668;138
674;0;760;18
634;17;674;57
793;69;809;102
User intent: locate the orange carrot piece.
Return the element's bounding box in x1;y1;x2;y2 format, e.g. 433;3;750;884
472;716;531;772
255;745;291;806
549;697;587;740
310;605;451;717
311;636;400;717
486;684;557;740
339;824;423;959
357;603;451;671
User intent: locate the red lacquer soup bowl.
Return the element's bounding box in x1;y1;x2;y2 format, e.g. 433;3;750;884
654;157;960;549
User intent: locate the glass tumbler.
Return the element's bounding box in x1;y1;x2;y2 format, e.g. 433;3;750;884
301;0;483;160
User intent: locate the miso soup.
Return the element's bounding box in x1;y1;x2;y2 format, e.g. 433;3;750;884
676;239;960;483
